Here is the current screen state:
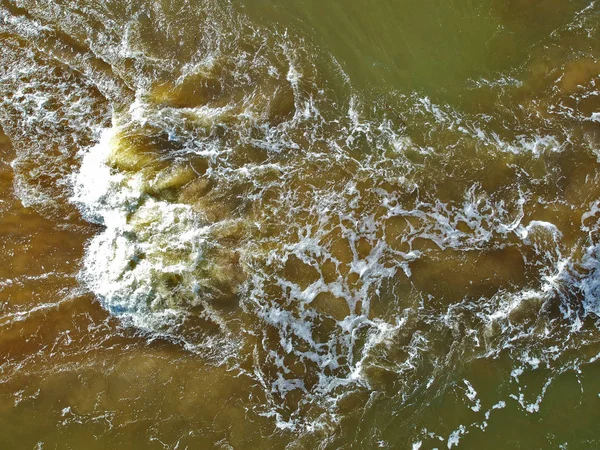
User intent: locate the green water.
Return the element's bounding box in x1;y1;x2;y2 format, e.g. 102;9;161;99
241;0;586;99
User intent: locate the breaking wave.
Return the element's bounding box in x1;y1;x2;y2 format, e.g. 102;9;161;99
1;0;600;445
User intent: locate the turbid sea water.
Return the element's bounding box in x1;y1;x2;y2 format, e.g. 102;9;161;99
1;0;600;448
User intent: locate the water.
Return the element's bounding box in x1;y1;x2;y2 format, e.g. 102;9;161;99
1;0;600;448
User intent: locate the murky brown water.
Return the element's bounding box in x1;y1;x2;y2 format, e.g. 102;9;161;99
2;0;600;448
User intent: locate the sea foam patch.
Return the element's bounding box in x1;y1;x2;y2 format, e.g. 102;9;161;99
7;0;597;440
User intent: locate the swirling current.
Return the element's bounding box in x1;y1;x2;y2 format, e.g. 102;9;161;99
1;0;600;448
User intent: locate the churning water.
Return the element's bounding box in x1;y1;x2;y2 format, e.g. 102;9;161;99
1;0;600;448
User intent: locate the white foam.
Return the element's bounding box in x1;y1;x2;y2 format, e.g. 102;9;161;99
71;125;221;334
447;425;466;449
6;0;596;438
